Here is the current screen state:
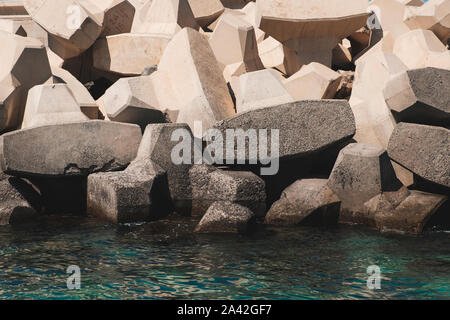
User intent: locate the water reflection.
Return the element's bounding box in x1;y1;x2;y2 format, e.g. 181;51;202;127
0;216;449;299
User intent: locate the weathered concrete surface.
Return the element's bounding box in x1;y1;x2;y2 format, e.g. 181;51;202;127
155;27;235;137
131;0;199;36
403;0;450;45
93;33;171;76
21;84;89;129
383;67;450;126
0;1;28;15
265;179;340;226
257;36;297;75
24;0;103;59
327;143;404;215
284;62;342;100
84;0;136;37
0;120;142;177
0;16;48;45
188;0;224;28
324;141;442;232
393;29;450;70
388;123;450;188
371;190;448;234
194;201;256;234
99;76;168;129
133;123;198;214
0;32;52;132
50;66;99;119
349;51;408;148
190;165;266;217
255;0;369;74
0;176;39;225
214;100;356;162
87;159;172;224
209;13;264;81
368;0;414;40
231;69;293;113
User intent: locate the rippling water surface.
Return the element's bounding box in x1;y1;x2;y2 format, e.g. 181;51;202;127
0;215;449;300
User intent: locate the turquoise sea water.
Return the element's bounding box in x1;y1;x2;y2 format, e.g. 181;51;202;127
0;215;449;300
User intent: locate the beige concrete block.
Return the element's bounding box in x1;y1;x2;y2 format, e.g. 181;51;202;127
207;8;246;31
232;69;294;113
0;16;48;45
46;48;64;68
383;67;450;126
127;0;148;10
22;84;89;129
24;0;103;59
349;51;408;148
93;33;171;76
239;1;261;30
0;32;51;132
256;0;369;75
209;13;263;81
0;1;28;16
131;0;199;36
156;28;235;136
284;62;342;100
79;0;136;36
50;66;99;119
332;43;353;70
100;76;168;129
188;0;224;28
393;29;450;69
369;0;412;39
257;36;300;75
404;0;449;44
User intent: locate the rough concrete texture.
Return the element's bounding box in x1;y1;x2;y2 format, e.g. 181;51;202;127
87;159;172;224
388;123;450;188
0;120;142;177
132;123;199;214
265;179;341;226
190;165;266;217
384;67;450;126
327;143;404;213
83;0;136;37
194;201;255;234
370;190;448;234
0;176;38;225
214;100;356;162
